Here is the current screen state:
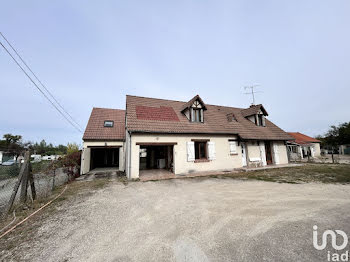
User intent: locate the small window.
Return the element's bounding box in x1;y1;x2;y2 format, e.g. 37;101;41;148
191;108;203;122
257;115;264;126
195;141;207;159
104;120;114;127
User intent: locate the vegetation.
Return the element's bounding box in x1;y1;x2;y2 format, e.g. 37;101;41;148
210;164;350;184
30;139;67;156
0;133;81;157
66;143;79;155
317;122;350;148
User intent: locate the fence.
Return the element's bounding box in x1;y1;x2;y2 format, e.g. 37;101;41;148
0;151;78;218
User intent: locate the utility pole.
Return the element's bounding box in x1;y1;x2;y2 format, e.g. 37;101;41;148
244;85;261;105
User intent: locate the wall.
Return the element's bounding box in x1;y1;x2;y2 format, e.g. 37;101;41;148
245;141;288;166
128;134;242;179
274;141;289;164
246;141;261;160
81;140;125;174
312;143;321;157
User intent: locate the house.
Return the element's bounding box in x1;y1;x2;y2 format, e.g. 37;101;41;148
81;95;294;179
286;132;321;160
339;144;350;155
0;151;16;165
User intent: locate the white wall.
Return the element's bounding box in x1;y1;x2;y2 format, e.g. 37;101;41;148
312;143;321;157
128;134;242;179
246;141;288;166
274;141;289;164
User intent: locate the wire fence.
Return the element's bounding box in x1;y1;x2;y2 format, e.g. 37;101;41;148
0;152;79;218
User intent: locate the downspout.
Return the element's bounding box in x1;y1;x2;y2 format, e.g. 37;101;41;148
128;130;132;179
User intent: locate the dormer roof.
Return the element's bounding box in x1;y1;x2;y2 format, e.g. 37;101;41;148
180;95;207;112
241;104;268;117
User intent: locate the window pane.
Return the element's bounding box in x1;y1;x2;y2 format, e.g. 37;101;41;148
104;121;114;127
195;142;200;159
199;142;206;158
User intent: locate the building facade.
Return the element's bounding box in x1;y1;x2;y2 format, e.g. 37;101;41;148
82;95;293;179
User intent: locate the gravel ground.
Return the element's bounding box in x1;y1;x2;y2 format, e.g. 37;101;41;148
1;178;350;262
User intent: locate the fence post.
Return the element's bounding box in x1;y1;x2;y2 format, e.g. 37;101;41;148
4;151;30;215
28;161;36;200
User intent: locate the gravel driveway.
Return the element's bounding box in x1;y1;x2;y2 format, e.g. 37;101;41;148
2;178;350;262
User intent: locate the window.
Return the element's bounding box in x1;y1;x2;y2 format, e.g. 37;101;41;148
229;141;237;154
190;100;204;122
192;109;203;122
256;114;265;126
104;120;114;127
195;141;207;159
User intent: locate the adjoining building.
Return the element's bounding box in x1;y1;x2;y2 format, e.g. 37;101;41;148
286;132;321;160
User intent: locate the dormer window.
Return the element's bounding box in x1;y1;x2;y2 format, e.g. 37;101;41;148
241;104;268;127
257;114;264;126
191;101;203;122
181;95;207;123
104;120;114;127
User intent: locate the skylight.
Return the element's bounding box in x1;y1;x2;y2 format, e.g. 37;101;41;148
104;120;114;127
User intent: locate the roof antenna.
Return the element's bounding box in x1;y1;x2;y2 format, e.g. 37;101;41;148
244;85;262;105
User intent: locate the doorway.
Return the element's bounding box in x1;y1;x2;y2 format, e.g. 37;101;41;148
90;147;120;170
264;142;273;165
139;145;174;172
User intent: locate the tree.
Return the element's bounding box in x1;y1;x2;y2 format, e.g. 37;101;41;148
318;122;350;163
1;134;24;160
67;143;79;155
3;134;22;146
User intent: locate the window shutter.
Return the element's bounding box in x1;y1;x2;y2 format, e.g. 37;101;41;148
187;142;195;162
311;146;315;157
273;143;280;164
200;109;203;122
262;116;266;127
229;141;237;154
190;108;194;122
208;142;216;160
259;142;267;166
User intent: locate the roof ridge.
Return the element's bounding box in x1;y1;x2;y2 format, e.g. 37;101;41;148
126;94;247;110
93;107;125;111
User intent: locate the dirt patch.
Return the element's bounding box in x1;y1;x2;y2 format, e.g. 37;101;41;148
1;177;350;261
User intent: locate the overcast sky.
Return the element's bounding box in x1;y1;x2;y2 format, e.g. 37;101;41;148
1;0;349;146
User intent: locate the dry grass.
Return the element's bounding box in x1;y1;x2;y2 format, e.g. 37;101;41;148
209;164;350;184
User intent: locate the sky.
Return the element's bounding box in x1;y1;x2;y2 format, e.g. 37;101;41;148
1;0;349;146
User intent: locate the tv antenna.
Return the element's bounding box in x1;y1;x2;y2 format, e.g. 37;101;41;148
244;85;262;105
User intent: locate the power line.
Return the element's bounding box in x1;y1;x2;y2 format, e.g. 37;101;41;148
0;39;83;133
0;32;83;131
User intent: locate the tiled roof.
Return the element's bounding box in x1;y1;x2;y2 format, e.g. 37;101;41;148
136;106;179;121
83;108;125;141
241;104;268;117
287;132;321;145
180;94;207;112
126;95;293;141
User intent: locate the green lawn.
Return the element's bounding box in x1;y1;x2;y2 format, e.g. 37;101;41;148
211;164;350;184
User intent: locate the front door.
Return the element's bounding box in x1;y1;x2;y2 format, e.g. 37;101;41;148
265;142;273;165
241;143;247;166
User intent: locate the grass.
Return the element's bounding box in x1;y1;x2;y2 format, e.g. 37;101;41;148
211;164;350;184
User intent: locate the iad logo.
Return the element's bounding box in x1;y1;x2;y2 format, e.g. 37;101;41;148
313;225;349;261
